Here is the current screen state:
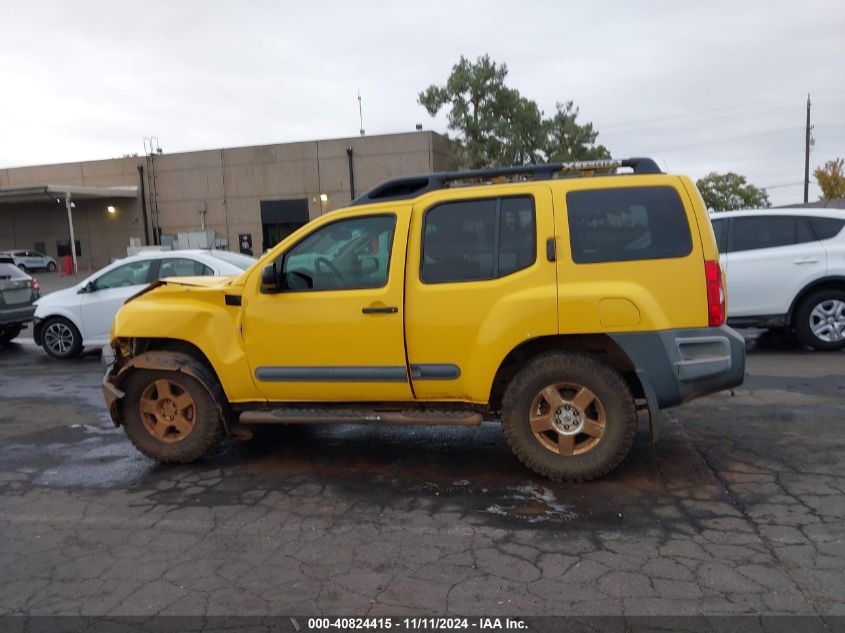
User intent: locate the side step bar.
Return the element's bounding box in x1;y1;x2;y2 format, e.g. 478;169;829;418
239;408;483;427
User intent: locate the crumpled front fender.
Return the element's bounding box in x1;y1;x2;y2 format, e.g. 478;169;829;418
102;350;231;432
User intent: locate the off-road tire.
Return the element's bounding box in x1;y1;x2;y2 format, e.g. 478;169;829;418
501;352;637;482
122;369;225;463
795;289;845;351
40;317;83;359
0;325;23;345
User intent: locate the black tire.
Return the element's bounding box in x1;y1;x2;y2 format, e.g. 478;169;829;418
501;352;637;482
40;317;83;359
121;369;224;463
17;264;27;272
47;261;56;272
794;289;845;351
0;325;23;345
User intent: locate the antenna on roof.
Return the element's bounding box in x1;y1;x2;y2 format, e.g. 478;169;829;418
358;90;365;137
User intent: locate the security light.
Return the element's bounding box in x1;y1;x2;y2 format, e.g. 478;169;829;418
107;206;116;214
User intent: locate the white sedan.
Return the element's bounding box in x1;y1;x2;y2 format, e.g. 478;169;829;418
33;250;254;358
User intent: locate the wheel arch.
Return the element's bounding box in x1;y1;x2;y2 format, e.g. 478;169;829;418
488;334;645;413
35;310;85;343
106;346;232;432
787;276;845;327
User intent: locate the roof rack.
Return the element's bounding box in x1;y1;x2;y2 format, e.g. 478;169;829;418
350;157;661;206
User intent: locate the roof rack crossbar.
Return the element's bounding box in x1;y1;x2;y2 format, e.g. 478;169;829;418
351;157;661;206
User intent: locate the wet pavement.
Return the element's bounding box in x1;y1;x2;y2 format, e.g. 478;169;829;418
0;333;843;616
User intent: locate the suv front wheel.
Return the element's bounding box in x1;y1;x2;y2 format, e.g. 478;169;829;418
795;289;845;352
501;353;637;482
122;369;225;463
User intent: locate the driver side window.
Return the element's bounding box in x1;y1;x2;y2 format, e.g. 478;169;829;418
281;214;396;291
94;260;153;290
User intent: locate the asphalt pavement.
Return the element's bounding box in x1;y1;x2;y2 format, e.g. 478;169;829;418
0;329;843;618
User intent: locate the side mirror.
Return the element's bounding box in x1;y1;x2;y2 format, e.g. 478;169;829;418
260;263;280;294
77;281;94;294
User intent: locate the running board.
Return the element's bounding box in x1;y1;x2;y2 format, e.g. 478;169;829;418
239;408;483;427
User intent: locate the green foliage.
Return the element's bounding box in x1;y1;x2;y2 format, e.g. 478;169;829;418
419;55;609;169
814;158;845;201
696;172;771;212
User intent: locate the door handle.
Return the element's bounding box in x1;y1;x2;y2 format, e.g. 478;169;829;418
793;257;819;265
362;306;398;314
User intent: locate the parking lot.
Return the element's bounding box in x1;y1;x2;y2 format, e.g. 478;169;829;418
1;316;843;617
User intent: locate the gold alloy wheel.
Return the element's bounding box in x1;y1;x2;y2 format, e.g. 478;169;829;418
138;379;196;443
529;382;606;456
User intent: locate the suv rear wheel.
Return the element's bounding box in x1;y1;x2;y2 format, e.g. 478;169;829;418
795;289;845;351
122;369;224;463
501;353;637;482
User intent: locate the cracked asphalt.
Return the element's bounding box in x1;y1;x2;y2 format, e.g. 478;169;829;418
0;331;843;617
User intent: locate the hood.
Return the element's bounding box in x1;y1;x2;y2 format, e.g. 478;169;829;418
34;284;83;308
125;275;236;303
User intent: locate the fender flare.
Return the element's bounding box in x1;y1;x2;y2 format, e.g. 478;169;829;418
103;351;232;433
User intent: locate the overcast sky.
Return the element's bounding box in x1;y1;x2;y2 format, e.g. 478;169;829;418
1;0;842;205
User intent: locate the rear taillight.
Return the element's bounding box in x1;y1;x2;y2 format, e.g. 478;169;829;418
704;260;725;326
31;278;40;296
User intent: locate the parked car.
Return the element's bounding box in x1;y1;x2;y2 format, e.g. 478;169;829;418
710;208;845;351
0;255;40;345
0;250;57;272
102;158;745;482
33;250;254;359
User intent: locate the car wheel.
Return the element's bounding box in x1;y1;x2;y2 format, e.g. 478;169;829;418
17;264;27;272
121;369;225;463
500;352;637;482
41;317;83;359
47;261;56;272
795;289;845;351
0;325;23;345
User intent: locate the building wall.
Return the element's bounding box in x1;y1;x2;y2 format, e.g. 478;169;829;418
0;131;450;269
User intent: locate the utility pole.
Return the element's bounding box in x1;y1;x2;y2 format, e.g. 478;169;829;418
804;94;812;203
358;91;365;137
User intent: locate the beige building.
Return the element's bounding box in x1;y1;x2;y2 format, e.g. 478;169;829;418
0;131;449;271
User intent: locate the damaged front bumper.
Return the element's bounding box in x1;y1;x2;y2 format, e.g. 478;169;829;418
102;362;125;427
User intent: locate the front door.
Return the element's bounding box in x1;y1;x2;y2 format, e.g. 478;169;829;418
79;259;154;341
243;209;413;402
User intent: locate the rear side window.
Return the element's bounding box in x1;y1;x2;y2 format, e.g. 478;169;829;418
808;216;845;240
158;258;214;278
732;216;796;252
421;196;536;283
566;186;692;264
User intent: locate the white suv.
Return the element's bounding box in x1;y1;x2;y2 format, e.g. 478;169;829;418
710;208;845;351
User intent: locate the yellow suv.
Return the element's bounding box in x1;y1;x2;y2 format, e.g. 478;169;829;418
103;158;745;481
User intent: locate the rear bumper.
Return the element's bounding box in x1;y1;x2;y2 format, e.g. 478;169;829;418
611;325;746;410
0;304;36;327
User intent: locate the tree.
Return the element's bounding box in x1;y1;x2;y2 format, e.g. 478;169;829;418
544;101;610;162
696;172;771;211
419;55;608;169
814;158;845;201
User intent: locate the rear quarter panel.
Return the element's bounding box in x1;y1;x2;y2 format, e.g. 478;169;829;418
553;175;710;333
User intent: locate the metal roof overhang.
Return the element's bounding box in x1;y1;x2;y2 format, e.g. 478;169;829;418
0;184;138;204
